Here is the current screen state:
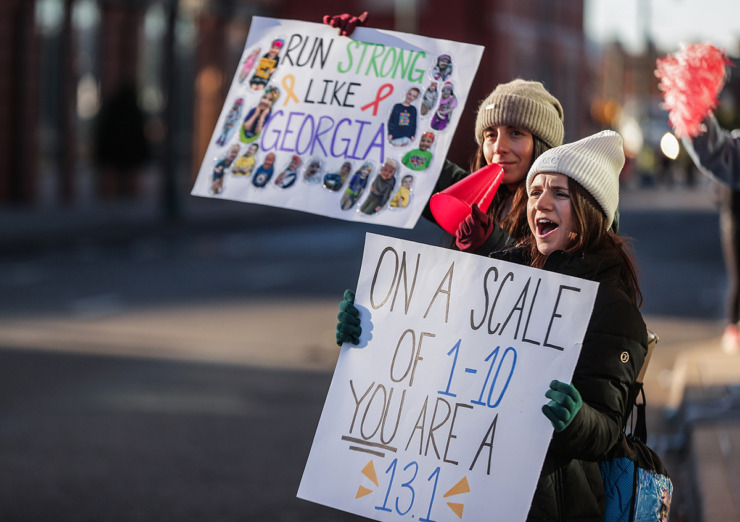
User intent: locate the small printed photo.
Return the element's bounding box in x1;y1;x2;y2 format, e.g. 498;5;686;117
360;158;399;215
340;162;374;211
431;81;457;132
303;158;324;184
420;81;438;117
402;131;435;171
240;86;280;143
431;53;453;82
249;38;284;90
231;143;259;176
211;144;240;195
252;152;276;188
274;155;302;189
215;98;243;146
387;87;420;147
238;47;261;84
389;174;414;209
323;161;353;191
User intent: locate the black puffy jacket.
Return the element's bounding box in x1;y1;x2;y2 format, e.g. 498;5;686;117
491;247;648;521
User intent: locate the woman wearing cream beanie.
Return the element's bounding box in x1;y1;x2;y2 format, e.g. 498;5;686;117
526;129;624;230
425;78;565;255
338;130;653;519
490;130;650;520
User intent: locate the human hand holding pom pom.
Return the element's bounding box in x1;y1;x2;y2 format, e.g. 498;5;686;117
655;43;732;138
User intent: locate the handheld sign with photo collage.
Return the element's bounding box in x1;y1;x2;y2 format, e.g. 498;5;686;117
298;233;599;521
191;17;483;229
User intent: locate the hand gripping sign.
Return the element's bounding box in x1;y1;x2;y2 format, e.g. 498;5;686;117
298;233;599;521
191;17;483;229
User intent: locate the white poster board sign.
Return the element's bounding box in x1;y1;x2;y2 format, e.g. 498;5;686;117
191;17;483;229
298;233;599;521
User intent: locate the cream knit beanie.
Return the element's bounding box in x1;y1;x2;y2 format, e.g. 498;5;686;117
474;79;564;148
526;130;625;229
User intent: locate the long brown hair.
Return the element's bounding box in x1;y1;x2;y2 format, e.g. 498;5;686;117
524;178;643;306
470;136;549;241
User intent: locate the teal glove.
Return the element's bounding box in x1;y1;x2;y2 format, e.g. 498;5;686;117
542;380;582;432
336;289;362;346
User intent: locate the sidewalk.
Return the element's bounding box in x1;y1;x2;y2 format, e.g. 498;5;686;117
667;339;740;521
691;422;740;521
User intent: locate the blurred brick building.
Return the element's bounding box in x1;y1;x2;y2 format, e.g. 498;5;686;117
0;0;591;211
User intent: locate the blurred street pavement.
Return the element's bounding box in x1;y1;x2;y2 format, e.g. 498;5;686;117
0;181;735;521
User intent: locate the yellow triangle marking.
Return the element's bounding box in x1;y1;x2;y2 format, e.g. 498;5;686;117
443;476;470;497
447;502;464;518
356;485;373;499
361;460;379;487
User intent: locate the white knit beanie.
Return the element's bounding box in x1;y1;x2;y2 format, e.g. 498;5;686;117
526;130;625;229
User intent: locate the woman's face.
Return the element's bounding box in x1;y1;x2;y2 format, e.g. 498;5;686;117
527;173;575;256
482;125;534;189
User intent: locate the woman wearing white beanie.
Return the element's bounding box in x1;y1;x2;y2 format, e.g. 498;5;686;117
335;130;655;519
490;130;651;520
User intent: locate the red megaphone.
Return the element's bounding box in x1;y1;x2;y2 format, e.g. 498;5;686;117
430;163;504;235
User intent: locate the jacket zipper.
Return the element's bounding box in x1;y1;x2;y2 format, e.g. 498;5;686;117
555;465;565;521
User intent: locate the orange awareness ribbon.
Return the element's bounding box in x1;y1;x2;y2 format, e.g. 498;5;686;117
281;74;300;106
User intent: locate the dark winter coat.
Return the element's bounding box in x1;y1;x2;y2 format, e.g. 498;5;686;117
683;114;740;189
491;247;648;522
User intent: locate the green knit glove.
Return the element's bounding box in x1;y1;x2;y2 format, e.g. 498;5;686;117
542;380;582;432
336;289;362;346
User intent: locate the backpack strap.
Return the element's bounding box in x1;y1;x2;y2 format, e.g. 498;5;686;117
623;330;657;439
633;386;647;443
622;381;647;440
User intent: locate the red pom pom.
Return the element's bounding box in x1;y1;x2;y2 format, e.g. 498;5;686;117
655;43;732;138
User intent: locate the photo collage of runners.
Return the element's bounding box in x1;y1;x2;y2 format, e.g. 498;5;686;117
210;38;459;218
